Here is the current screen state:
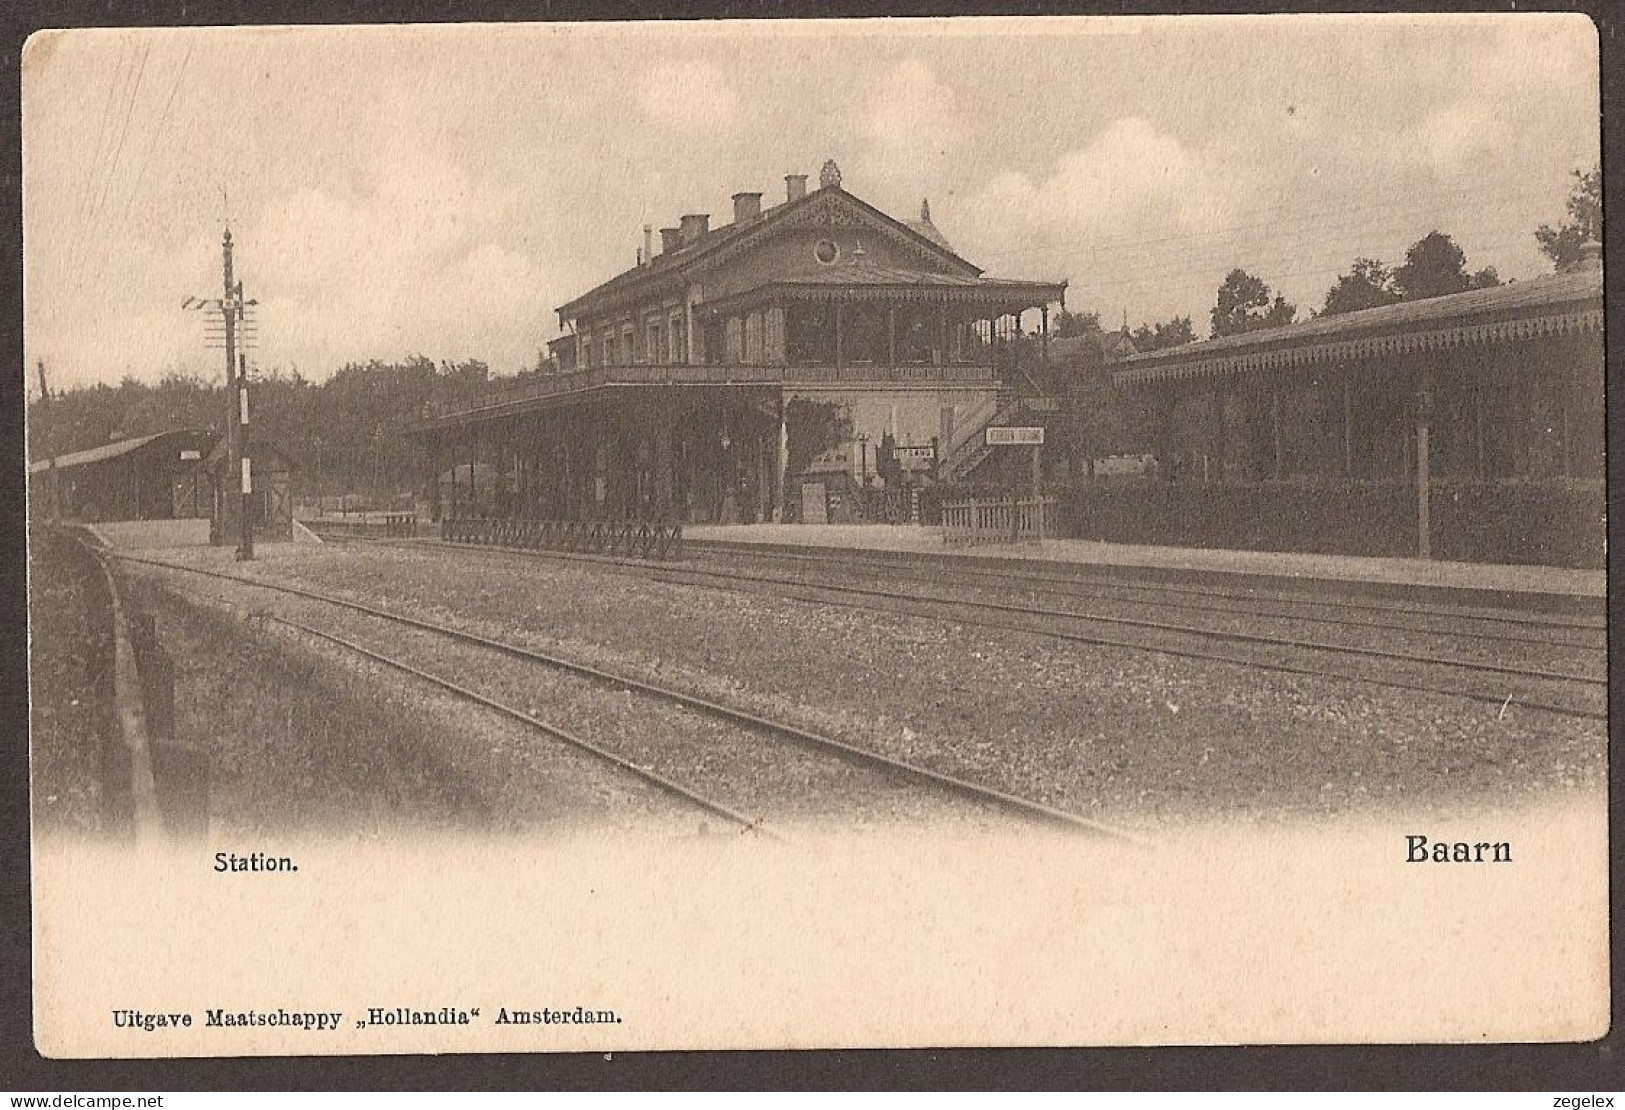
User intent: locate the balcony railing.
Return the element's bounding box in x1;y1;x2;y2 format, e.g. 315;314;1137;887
419;362;998;423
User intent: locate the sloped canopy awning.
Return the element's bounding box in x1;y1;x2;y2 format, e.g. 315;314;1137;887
1112;267;1603;386
698;259;1067;317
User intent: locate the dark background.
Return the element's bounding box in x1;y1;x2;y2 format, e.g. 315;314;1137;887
2;0;1619;1092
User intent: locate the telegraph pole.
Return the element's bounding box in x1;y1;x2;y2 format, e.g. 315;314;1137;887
219;228;253;560
185;226;257;556
238;352;254;559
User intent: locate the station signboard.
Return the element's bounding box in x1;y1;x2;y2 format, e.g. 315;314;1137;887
1022;397;1062;413
892;445;936;461
985;426;1045;446
179;449;202;461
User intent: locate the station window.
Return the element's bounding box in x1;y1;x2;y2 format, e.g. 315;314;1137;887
786;304;836;364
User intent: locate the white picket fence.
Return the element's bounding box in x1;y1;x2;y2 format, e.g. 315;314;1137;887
941;497;1056;546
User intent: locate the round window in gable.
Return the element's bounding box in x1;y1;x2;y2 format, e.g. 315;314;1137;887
814;239;840;265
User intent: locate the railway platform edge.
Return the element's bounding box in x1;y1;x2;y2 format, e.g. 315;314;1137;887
683;524;1605;615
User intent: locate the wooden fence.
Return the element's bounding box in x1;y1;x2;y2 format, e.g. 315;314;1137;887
940;497;1055;546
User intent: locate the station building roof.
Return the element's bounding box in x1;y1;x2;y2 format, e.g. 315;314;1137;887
556;182;1000;323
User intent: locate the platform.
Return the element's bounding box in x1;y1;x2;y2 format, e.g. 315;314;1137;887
684;524;1606;611
88;519;213;550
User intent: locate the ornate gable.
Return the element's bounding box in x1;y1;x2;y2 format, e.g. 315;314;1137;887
711;187;982;278
558;182;983;321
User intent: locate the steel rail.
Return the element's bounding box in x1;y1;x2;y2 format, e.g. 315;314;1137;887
641;570;1607;720
376;522;1602;658
697;547;1602;650
354;539;1604;720
633;562;1603;686
116;555;1143;841
415;537;1603;690
253;612;776;839
687;541;1607;634
307;525;1603;636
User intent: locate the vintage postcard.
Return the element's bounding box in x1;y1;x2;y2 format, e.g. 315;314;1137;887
23;14;1606;1058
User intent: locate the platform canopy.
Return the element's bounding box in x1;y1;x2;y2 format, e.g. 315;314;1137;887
1111;264;1603;386
696;256;1066;318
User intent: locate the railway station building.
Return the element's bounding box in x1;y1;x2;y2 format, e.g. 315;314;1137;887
1099;245;1605;566
408;161;1067;524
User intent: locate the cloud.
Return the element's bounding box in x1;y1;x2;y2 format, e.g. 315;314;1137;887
641;62;739;128
954;117;1263;327
23;21;1600;388
203;154;559;373
966;117;1249;260
866;58;963;161
1397;102;1501;175
1386;18;1597;181
853;58;966;198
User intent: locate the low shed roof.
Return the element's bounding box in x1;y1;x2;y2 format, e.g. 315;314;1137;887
29;429;219;475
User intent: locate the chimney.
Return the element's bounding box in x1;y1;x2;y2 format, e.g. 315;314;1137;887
660;227;682;254
785;174;808;203
732;191;763;225
643;224;654;265
679;213;710;245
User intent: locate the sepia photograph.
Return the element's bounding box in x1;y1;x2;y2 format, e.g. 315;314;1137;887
21;13;1608;1059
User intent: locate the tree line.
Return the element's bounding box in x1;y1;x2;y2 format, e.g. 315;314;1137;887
30;356;494;500
1062;164;1600;349
1212;165;1597;338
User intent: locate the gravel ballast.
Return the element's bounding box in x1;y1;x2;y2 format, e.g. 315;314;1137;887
119;573;715;840
122;542;1607;834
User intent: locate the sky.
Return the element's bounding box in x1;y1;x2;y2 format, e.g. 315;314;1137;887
22;14;1601;391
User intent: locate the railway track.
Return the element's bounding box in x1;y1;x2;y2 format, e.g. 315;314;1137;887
252;612;778;839
114;554;1143;843
321;534;1606;721
686;543;1606;647
308;527;1603;643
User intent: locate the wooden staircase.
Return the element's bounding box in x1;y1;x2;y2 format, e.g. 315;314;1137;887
937;388;1022;483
